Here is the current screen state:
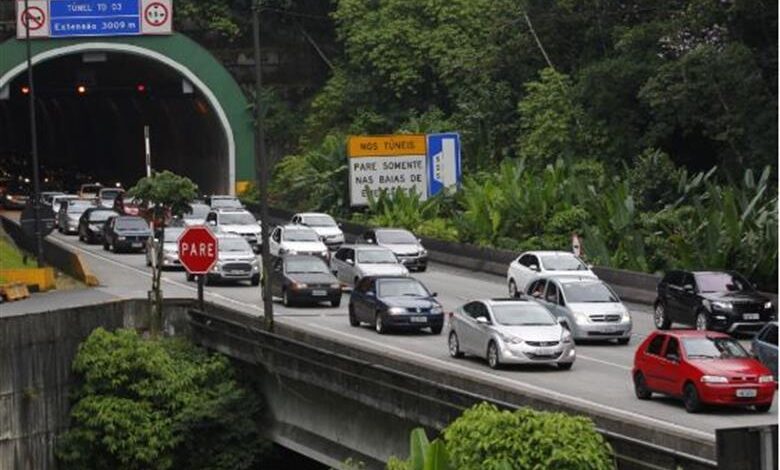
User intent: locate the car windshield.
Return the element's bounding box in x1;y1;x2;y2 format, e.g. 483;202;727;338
376;230;416;244
695;272;753;293
220;213;256;225
88;211;116;222
286;258;329;274
539;254;587;271
357;249;397;264
54;196;77;204
220;238;251;252
68;203;91;213
491;304;556;326
302;214;337;227
163;228;185;241
185;204;210;218
562;282;619;303
116;218;148;230
283;229;319;242
378;279;429;297
212;198;242;208
100;190;122;199
682;337;751;359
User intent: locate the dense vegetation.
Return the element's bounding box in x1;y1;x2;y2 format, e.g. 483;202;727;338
386;403;614;470
57;328;269;470
266;0;777;289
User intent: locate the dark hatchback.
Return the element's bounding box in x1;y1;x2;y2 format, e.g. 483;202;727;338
78;208;118;243
654;270;775;334
102;216;151;253
348;276;443;334
264;255;342;307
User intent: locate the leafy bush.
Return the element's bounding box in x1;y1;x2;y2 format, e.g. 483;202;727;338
627;149;681;212
443;403;614;470
57;328;268;470
386;428;451;470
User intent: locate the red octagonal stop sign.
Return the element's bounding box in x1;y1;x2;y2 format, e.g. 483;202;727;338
178;226;219;274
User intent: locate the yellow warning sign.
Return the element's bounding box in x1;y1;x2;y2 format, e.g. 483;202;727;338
347;134;426;158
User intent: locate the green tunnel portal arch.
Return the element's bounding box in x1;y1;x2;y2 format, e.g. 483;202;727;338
0;34;254;195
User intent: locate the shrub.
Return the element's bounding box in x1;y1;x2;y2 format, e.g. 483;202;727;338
443;403;614;470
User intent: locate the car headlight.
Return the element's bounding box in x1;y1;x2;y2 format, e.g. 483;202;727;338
759;375;774;383
573;311;589;323
117;236;126;240
701;375;729;384
330;283;341;289
430;306;443;314
291;282;307;290
705;300;733;311
499;332;523;344
622;310;631;322
764;301;773;310
320;250;329;258
388;307;406;315
561;330;573;343
420;248;428;256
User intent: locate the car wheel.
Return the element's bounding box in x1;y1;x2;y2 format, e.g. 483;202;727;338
695;311;709;331
755;403;772;413
508;279;518;298
282;289;293;307
251;274;260;286
448;331;463;358
348;305;359;327
634;372;652;400
557;362;573;370
617;337;630;345
331;297;341;308
430;324;442;335
654;302;671;330
418;266;427;273
375;313;387;334
683;382;702;413
487;341;500;369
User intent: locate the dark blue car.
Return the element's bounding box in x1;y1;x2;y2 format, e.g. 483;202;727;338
348;275;444;334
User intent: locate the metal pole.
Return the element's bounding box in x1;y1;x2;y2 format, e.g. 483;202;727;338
253;2;273;330
23;0;44;267
197;275;204;311
144;125;151;177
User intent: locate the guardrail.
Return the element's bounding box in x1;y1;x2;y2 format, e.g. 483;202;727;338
1;216;99;286
254;205;777;306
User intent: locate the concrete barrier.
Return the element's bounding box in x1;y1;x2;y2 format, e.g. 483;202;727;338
1;216;99;287
0;268;55;291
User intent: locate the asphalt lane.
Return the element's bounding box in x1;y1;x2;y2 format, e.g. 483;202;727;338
46;228;778;440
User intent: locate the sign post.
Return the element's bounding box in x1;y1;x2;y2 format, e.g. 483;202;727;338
178;226;219;310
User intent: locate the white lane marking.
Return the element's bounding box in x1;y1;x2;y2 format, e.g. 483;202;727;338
52;233;713;440
283;318;714;441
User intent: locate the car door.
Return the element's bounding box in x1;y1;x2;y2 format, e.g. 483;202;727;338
543;281;568;323
663;271;684;322
271;258;284;297
269;227;282;256
656;336;683;395
678;272;698;325
205;211;218;229
458;302;482;354
337;248;356;283
515;254;539;290
755;324;778;375
641;334;668;391
472;303;494;356
361;230;376;245
331;247;347;277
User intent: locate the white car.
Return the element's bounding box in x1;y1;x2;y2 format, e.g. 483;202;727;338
146;226;185;268
269;224;329;260
182;203;211;226
51;194;78;226
206;209;262;252
209;195;243;209
291;212;345;250
98;187;124;208
186;233;260;286
330;244;408;286
506;251;596;297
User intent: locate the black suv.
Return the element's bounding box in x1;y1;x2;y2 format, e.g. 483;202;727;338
654;270;775;334
102;216;151;253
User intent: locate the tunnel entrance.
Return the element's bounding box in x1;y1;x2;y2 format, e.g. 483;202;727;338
0;35;255;195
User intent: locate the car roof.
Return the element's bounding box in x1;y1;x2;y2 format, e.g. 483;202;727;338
282;254;327;261
547;275;603;284
523;250;578;257
217;232;243;239
214;208;251;213
280;224;315;230
210;195;237;199
296;212;333;217
373;227;413;233
483;298;536;306
340;244;392;251
362;275;416;281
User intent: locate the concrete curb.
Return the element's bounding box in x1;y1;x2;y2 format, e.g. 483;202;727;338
0;216;100;287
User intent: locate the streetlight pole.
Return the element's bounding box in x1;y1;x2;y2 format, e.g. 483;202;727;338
253;1;273;330
23;0;44;267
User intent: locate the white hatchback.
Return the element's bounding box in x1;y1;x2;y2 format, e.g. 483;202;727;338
506;251;596;297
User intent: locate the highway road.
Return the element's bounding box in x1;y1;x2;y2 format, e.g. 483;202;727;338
36;226;780;443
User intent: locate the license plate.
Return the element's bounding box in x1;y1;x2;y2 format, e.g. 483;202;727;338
535;347;555;355
312;290;327;296
132;243;142;248
736;388;757;398
410;316;427;323
602;325;618;333
743;313;760;320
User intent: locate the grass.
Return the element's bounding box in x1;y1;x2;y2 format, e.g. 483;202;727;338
0;237;35;271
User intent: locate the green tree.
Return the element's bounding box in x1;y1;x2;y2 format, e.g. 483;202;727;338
128;171;198;335
443;403;614;470
56;328;268;470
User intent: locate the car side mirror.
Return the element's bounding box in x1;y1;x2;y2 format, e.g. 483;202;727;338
666;353;679;362
366;291;375;297
367;238;374;244
208;220;216;226
337;222;343;227
558;318;570;329
346;259;354;266
683;284;694;293
587;264;594;269
476;316;490;325
529;264;539;272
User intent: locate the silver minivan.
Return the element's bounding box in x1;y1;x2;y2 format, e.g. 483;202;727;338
330;244;408;286
448;298;575;370
526;276;632;344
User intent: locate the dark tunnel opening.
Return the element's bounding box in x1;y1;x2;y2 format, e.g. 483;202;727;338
0;51;229;195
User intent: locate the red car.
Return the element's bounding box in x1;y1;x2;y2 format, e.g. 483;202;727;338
633;330;775;413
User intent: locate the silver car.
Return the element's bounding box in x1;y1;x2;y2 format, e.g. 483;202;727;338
330;244;408;286
751;321;778;378
448;298;575;369
146;226;185;268
57;199;96;234
527;276;632;344
186;233;260;286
